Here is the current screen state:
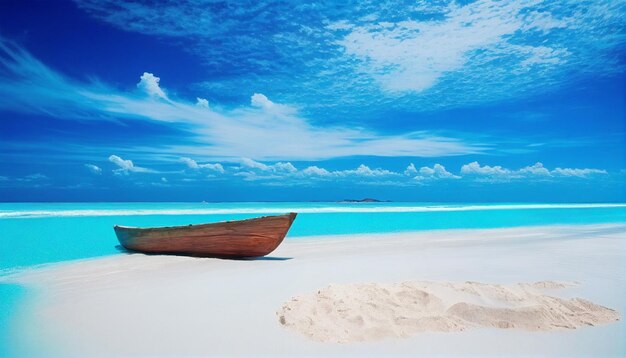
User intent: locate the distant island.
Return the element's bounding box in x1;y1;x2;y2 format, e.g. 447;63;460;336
338;198;389;203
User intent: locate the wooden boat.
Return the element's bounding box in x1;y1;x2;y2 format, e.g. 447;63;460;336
114;213;297;258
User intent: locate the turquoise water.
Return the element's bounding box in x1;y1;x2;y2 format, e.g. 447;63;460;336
1;202;626;270
0;284;25;358
0;202;625;356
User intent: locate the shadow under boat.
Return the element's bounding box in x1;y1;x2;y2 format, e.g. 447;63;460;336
114;244;292;261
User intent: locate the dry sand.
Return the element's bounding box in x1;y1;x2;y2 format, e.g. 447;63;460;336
2;224;625;357
277;281;620;343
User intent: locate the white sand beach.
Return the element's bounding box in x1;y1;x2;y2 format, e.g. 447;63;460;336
3;224;625;357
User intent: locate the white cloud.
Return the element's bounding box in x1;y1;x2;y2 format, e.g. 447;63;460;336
203;163;225;173
461;161;511;176
519;162;551;176
341;164;398;177
180;157;224;173
161;177;168;182
552;167;607;177
233;171;255;180
8;173;50;186
461;161;608;181
18;173;48;182
0;173;49;184
272;162;298;173
84;163;102;175
108;155;154;174
301;166;332;176
300;164;399;178
233;160;399;181
180;157;200;169
336;1;575;93
137;72;167;99
0;174;49;183
240;158;270;171
515;45;569;69
239;158;297;173
77;154;613;186
202;163;225;173
326;20;354;31
233;171;284;182
250;93;274;109
109;155;134;171
196;97;209;108
415;164;460;180
404;163;418;176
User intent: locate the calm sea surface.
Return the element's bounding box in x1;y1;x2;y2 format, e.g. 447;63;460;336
1;202;625;356
1;202;626;270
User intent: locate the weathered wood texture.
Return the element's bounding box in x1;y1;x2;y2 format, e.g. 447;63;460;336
114;213;297;258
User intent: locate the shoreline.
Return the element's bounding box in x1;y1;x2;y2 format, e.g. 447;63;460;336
3;222;626;273
2;223;625;357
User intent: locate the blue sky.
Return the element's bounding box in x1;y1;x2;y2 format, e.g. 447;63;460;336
0;0;624;202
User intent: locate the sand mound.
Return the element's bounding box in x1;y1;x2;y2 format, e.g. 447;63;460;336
277;281;620;343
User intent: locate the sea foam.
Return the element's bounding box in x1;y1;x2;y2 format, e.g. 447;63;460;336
1;203;624;218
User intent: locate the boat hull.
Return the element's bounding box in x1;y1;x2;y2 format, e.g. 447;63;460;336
114;213;297;258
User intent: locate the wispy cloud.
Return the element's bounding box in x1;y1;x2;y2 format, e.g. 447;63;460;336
331;0;625;109
552;167;608;178
18;173;48;182
73;0;626;112
0;38;485;160
337;1;572;93
0;173;50;187
84;163;102;175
